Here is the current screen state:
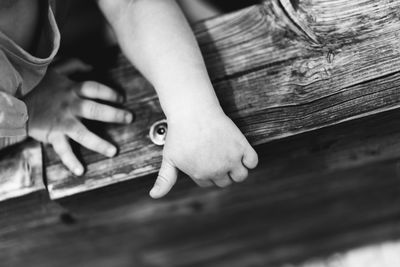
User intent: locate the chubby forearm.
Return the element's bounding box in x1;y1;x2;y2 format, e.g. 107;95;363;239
98;0;222;119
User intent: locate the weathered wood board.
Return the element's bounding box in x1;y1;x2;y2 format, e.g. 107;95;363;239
46;0;400;198
4;112;400;266
4;1;400;266
0;141;44;201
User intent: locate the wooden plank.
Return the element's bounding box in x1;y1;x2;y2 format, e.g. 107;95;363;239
5;114;400;266
0;141;44;201
46;0;400;198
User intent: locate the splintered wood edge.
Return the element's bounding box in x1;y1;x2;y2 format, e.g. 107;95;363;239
0;142;45;201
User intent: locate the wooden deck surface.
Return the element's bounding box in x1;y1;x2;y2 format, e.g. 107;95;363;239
2;0;400;266
2;110;400;266
45;0;400;199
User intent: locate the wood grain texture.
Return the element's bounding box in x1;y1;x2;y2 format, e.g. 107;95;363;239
4;111;400;266
0;141;44;201
46;0;400;198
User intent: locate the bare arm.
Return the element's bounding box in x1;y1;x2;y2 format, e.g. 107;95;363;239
98;0;221;119
98;0;258;198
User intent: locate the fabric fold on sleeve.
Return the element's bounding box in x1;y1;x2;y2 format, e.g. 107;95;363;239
0;48;27;138
0;0;61;150
0;91;28;137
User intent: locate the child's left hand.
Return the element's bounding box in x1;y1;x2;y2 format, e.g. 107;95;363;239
24;70;133;176
149;107;258;198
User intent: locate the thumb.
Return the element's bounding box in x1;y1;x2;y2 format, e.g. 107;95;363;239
150;159;178;199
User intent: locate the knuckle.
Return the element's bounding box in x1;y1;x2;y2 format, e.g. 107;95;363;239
191;164;229;181
191;172;203;181
64;118;76;129
76;82;87;95
113;110;125;121
82;81;98;96
231;168;248;182
239;168;249;178
162;157;174;169
53;144;65;155
215;179;231;188
47;133;59;144
87;102;99;117
93;81;102;94
192;171;209;181
73;126;86;143
157;175;170;185
65;81;76;93
238;174;248;182
253;153;259;166
189;166;206;181
59;98;71;112
239;171;249;180
82;80;94;90
247;148;258;163
74;100;84;115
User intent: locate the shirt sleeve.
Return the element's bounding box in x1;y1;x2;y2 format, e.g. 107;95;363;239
0;2;60;151
0;91;28;149
0;95;28;149
0;50;28;149
0;91;28;137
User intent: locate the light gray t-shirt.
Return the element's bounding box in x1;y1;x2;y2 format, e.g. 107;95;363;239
0;3;60;146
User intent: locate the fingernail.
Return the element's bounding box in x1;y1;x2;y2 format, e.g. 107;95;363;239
125;112;133;123
150;185;160;198
107;146;117;157
74;166;84;176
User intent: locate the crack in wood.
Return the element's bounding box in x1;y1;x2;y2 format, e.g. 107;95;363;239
276;0;320;45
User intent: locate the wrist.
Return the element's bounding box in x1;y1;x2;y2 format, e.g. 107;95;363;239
160;81;224;120
165;98;225;124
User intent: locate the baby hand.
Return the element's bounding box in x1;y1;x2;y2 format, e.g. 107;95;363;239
24;70;133;176
150;108;258;198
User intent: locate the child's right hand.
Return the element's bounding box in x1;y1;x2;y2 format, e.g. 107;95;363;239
24;70;133;176
149;107;258;199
